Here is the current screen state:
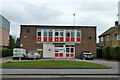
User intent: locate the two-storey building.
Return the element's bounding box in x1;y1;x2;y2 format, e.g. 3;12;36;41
20;25;97;58
0;15;10;48
98;21;120;48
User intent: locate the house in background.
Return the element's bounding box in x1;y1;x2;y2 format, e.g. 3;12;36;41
0;15;10;48
98;21;120;48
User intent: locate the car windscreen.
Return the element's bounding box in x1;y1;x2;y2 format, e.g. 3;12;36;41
29;51;36;54
82;52;92;55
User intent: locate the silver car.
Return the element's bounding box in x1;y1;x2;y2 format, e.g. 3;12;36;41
28;51;41;59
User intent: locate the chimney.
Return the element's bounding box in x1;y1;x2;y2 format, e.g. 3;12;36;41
115;21;118;26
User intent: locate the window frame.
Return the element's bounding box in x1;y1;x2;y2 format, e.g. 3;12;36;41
60;30;64;37
77;30;81;37
55;30;59;37
101;37;103;42
49;30;53;37
107;35;109;41
44;30;47;37
71;30;74;37
66;30;70;37
117;35;120;41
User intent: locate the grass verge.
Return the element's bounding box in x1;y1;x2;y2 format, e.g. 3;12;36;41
2;60;109;69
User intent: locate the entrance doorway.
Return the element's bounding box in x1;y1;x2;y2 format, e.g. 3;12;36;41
66;47;75;58
55;47;64;58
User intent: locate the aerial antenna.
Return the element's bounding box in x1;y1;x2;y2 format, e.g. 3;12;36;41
73;13;75;26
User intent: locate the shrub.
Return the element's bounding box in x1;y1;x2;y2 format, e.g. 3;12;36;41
103;47;110;59
103;47;120;60
0;49;13;57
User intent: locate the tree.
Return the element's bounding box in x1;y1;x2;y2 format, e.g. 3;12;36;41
15;38;20;48
8;35;15;49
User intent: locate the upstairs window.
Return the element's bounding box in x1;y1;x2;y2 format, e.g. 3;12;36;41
71;30;74;37
117;35;120;41
55;30;59;37
77;30;81;37
107;35;109;41
49;30;52;37
37;32;41;37
44;30;47;37
60;30;64;37
66;30;70;37
101;37;103;42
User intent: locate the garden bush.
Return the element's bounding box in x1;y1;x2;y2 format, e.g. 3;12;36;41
103;47;110;59
0;49;13;57
103;47;120;60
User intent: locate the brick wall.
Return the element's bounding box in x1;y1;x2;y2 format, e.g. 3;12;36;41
20;25;96;58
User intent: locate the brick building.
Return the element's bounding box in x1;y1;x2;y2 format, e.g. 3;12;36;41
98;22;120;48
0;15;10;48
20;25;97;58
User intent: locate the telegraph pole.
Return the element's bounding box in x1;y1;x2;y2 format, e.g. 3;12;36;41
73;13;75;26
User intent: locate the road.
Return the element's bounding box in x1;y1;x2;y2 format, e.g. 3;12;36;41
1;75;120;80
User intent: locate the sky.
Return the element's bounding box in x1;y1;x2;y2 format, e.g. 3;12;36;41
0;0;120;43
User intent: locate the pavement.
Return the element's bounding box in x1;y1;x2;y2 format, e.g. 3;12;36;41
1;75;120;80
0;57;119;75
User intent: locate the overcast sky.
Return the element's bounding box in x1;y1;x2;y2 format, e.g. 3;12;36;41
0;0;120;42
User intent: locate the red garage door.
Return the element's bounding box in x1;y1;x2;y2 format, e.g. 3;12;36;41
55;47;63;58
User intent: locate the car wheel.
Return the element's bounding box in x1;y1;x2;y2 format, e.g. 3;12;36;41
91;58;94;60
13;57;15;60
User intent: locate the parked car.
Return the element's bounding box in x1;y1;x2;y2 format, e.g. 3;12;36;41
28;51;41;59
13;48;27;60
80;51;94;60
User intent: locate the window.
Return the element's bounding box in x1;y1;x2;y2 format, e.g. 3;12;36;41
49;30;52;37
44;30;47;37
60;30;64;37
71;30;74;37
107;35;109;41
14;50;18;52
38;32;41;37
101;37;103;42
77;30;80;37
55;30;59;37
66;31;70;37
117;35;120;40
55;49;59;52
71;48;74;53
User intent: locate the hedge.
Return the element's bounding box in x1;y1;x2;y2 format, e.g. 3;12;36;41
103;47;120;60
0;49;13;57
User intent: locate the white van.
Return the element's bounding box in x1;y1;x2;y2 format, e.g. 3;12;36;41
13;48;27;60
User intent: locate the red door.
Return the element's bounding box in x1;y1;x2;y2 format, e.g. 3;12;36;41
55;47;63;58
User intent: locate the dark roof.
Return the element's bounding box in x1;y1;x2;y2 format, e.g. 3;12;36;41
20;24;96;28
99;25;120;37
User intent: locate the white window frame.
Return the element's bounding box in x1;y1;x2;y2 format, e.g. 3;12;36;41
77;30;81;37
49;29;53;37
60;30;64;37
107;35;109;41
55;30;59;37
117;35;120;41
101;37;103;42
66;30;70;37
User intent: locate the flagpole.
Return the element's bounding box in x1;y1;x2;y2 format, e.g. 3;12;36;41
73;13;75;26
